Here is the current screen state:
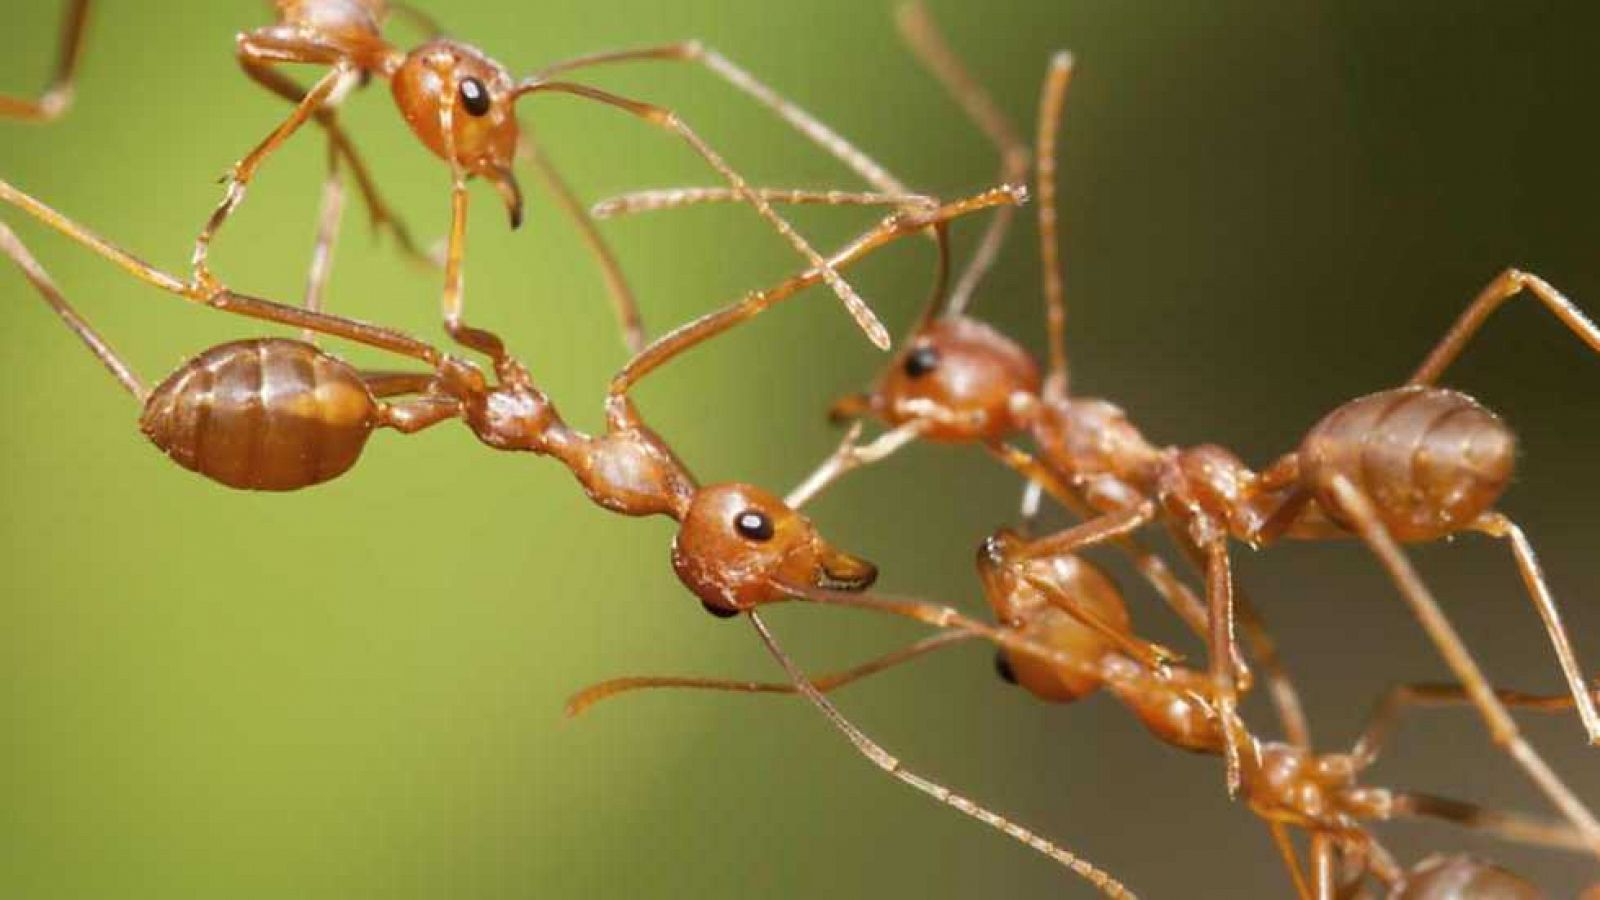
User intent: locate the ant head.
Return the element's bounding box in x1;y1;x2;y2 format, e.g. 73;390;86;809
832;316;1040;444
392;39;524;227
976;529;1126;703
672;483;877;618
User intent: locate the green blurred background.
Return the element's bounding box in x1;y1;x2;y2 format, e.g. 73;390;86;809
3;2;1600;897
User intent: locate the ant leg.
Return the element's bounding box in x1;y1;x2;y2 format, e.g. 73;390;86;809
192;53;357;290
0;218;143;397
1161;516;1312;748
0;0;89;122
1200;537;1249;795
1409;268;1600;386
238;52;431;267
565;631;976;718
1000;505;1189;670
988;443;1213;638
1350;681;1595;770
1325;474;1600;858
607;186;1025;400
1309;834;1337;900
301;141;347;342
1391;792;1590;853
1035;51;1075;389
1268;823;1314;900
521;137;645;354
0;179;444;367
532;44;910;195
1472;512;1600;745
517;79;891;349
591;187;936;220
361;372;441;399
748;612;1137;899
896;1;1032;314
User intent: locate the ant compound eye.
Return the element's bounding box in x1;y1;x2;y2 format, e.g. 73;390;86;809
903;345;940;379
459;77;492;117
994;649;1018;685
701;599;741;620
733;509;775;542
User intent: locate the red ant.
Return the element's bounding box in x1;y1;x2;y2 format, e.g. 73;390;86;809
1;175;1160;896
597;0;1600;854
571;464;1598;897
0;0;89;123
185;0;902;358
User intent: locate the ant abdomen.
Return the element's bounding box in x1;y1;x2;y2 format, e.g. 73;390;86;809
1300;387;1515;542
139;339;379;492
1388;854;1541;900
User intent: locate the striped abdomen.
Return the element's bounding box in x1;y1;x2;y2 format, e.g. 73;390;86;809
1299;386;1515;542
139;339;379;492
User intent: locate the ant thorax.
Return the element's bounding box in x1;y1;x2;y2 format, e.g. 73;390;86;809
1030;396;1160;511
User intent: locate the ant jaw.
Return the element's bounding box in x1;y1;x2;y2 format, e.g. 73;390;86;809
489;167;525;229
815;547;878;592
827;392;875;425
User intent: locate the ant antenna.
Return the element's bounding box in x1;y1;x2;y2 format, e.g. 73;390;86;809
747;610;1136;899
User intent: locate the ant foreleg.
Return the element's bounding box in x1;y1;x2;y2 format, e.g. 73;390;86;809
192;44;356;291
238;54;432;268
607;186;1024;402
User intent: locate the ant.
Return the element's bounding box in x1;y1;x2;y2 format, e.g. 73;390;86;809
186;0;902;358
0;175;1156;897
596;0;1600;853
0;0;88;123
571;471;1598;898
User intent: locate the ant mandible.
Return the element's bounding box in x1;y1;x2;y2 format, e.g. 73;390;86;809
598;0;1600;854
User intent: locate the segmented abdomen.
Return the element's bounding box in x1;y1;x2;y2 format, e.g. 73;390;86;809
139;339;378;492
1299;386;1515;542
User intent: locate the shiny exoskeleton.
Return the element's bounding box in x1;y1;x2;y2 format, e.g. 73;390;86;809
140;339;381;491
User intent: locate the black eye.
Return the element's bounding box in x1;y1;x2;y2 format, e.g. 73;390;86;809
701;600;741;620
734;509;775;542
903;345;940;379
994;649;1018;686
459;77;492;117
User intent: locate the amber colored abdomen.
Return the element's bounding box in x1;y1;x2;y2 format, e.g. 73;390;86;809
1300;387;1515;542
139;339;379;492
